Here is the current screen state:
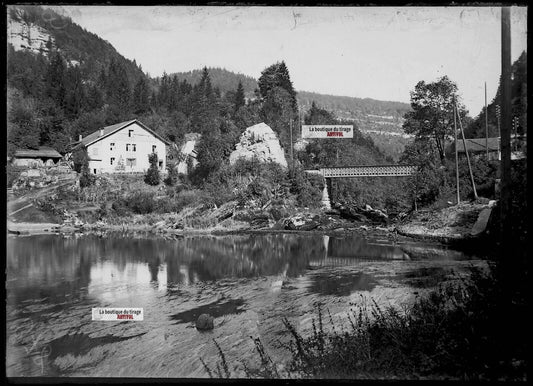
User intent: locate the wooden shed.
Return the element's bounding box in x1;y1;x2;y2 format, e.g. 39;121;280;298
12;147;63;167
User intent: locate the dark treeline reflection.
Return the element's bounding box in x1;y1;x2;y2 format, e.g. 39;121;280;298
7;233;325;302
6;233;415;305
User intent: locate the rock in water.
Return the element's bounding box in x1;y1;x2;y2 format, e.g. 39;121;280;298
196;314;214;331
229;122;288;168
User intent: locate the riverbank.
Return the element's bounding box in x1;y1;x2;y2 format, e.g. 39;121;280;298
7;199;494;250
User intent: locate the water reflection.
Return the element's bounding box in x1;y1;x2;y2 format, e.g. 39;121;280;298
6;233;327;306
6;233;469;308
5;232;477;377
6;233;439;308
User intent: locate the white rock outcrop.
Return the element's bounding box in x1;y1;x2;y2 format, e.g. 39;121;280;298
7;9;55;56
229;123;288;168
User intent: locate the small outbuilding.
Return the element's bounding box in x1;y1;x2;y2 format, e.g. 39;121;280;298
11;147;63;167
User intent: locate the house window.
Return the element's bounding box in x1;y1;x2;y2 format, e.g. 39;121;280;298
158;160;163;169
110;157;115;165
126;144;130;151
152;145;157;153
93;169;97;174
110;143;115;151
128;129;134;137
126;158;136;167
132;144;136;152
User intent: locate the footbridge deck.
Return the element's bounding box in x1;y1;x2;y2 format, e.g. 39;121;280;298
306;164;417;178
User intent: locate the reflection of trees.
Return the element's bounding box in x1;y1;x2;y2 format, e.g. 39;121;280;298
7;233;330;303
147;255;161;283
165;235;326;282
7;232;418;309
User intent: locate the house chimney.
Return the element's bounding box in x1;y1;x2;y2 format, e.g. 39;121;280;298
79;134;82;141
99;129;104;137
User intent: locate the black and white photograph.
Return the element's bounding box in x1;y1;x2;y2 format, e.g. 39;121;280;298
5;3;528;380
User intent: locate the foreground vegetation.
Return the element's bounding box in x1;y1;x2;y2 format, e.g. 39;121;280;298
203;255;527;380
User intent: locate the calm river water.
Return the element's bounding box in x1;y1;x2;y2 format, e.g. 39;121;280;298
6;232;485;378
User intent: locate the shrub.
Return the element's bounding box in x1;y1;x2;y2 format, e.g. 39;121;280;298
80;164;95;188
174;189;205;211
144;152;160;186
124;191;157;214
290;166;323;208
164;161;179;186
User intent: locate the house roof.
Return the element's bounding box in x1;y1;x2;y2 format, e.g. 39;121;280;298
14;147;62;158
455;137;500;153
74;119;171;149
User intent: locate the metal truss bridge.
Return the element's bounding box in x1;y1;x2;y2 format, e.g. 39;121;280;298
305;164;417;209
305;164;417;178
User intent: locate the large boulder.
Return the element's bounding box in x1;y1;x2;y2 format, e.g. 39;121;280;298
229;122;288;168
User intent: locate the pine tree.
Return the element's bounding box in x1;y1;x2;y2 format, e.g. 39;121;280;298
106;58;132;119
258;61;297;112
86;84;104;111
234;81;245;111
46;50;66;108
190;67;219;134
64;65;85;117
133;76;150;114
158;72;170;111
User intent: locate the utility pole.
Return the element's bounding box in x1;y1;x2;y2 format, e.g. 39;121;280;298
457;103;478;200
485;82;489;159
500;6;512;244
454;96;460;204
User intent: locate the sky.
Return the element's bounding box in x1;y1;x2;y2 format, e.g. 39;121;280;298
50;6;527;116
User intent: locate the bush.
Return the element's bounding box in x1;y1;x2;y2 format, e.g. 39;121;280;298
80;164;95;188
144;152;160;186
290;166;323;208
164;161;179;186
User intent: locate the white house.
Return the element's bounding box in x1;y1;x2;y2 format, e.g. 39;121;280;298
74;119;171;174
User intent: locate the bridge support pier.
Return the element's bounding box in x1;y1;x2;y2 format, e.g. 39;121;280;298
321;177;331;209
